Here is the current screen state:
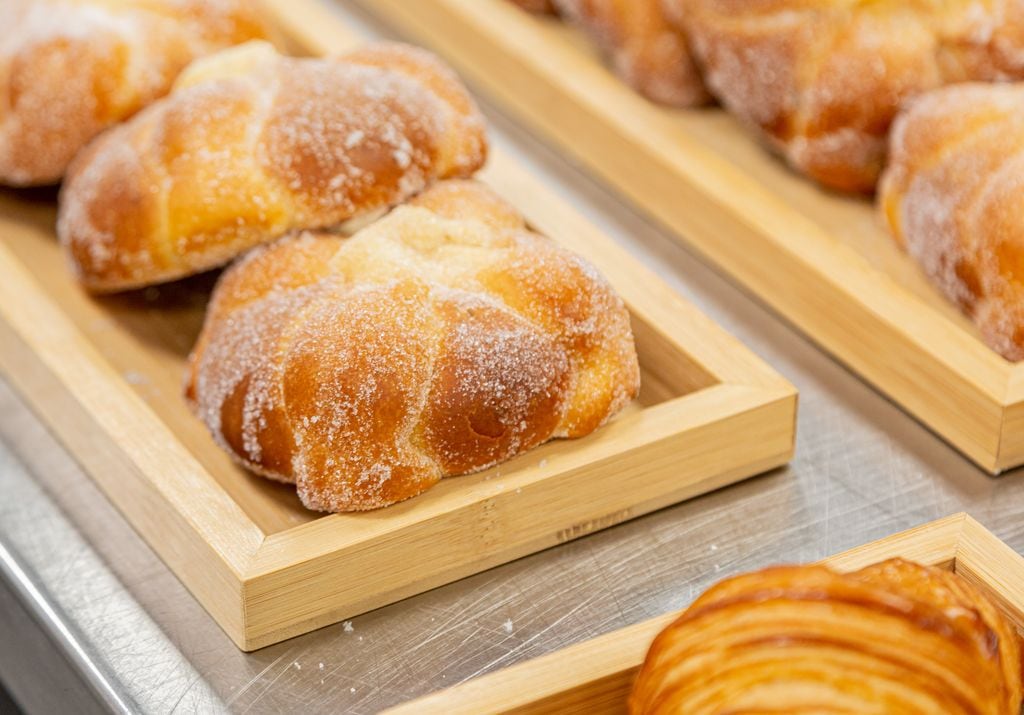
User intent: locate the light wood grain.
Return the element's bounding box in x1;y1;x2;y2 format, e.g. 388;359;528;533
385;514;1024;715
351;0;1024;473
956;516;1024;632
0;0;794;650
0;235;260;641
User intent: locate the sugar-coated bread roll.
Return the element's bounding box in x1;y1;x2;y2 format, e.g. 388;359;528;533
671;0;1024;192
185;180;640;512
0;0;271;186
631;558;1023;714
554;0;708;107
58;41;488;293
880;83;1024;361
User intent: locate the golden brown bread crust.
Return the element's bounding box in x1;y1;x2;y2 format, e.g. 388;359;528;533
630;558;1023;714
510;0;557;14
553;0;709;107
185;180;640;512
0;0;271;186
672;0;1024;192
880;83;1024;361
58;41;488;293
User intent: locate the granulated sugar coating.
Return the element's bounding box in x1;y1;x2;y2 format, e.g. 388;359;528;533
676;0;1024;192
880;83;1024;362
58;40;487;292
0;0;270;186
186;181;640;512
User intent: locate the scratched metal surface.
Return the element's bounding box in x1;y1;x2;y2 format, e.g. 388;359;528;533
2;1;1024;713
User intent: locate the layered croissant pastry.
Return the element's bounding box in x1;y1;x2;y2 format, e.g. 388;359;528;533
630;558;1023;714
552;0;708;107
673;0;1024;192
881;83;1024;361
186;181;640;512
0;0;270;186
59;40;487;292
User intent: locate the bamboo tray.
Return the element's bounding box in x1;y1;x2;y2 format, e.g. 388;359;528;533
351;0;1024;474
0;1;795;650
387;513;1024;714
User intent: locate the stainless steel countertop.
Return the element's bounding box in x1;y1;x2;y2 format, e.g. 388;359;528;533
2;2;1023;713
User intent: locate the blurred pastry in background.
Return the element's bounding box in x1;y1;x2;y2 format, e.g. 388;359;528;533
0;0;272;186
551;0;709;107
674;0;1024;192
510;0;557;14
881;83;1024;361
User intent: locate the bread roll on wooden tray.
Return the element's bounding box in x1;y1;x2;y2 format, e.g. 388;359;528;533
672;0;1024;192
185;180;640;513
0;0;271;186
58;41;488;293
631;558;1023;714
880;83;1024;362
553;0;709;107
